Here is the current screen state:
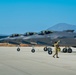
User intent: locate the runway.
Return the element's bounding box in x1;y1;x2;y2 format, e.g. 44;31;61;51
0;47;76;75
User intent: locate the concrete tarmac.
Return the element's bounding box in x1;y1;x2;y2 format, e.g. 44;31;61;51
0;47;76;75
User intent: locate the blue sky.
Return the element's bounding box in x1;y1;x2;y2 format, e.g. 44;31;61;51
0;0;76;34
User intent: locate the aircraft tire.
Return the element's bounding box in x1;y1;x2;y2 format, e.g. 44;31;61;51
17;48;20;52
31;49;35;53
62;48;67;53
44;47;48;51
47;48;52;55
68;48;72;53
48;50;52;55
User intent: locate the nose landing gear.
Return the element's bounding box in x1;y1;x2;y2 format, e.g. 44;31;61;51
17;48;20;52
31;45;35;53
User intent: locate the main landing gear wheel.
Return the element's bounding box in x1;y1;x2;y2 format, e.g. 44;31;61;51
47;48;52;55
17;48;20;52
31;49;35;53
62;48;72;53
68;48;72;53
62;48;67;53
44;47;48;51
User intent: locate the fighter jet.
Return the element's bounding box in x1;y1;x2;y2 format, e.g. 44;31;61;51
22;30;76;54
0;34;23;51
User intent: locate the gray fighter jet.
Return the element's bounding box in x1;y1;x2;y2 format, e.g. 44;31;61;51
22;30;76;54
0;34;23;51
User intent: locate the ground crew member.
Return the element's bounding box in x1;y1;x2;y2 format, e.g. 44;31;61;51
53;40;60;58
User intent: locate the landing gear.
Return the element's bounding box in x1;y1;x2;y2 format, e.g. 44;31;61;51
31;45;35;53
43;47;52;55
62;47;72;53
47;48;52;55
44;47;48;51
62;48;67;53
17;48;20;52
17;45;20;52
68;48;72;53
31;49;35;53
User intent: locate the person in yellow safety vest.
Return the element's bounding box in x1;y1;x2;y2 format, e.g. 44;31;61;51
53;40;60;58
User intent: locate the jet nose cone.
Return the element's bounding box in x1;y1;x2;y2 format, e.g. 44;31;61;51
0;38;8;43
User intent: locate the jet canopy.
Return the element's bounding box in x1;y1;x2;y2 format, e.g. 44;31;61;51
9;34;22;37
23;32;37;36
38;30;53;35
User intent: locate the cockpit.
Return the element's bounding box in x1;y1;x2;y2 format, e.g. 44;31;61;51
9;34;22;37
23;32;37;36
38;30;53;35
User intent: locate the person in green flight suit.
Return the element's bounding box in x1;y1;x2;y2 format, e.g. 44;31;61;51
53;40;60;58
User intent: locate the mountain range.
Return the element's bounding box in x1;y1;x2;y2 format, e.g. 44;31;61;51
47;23;76;32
